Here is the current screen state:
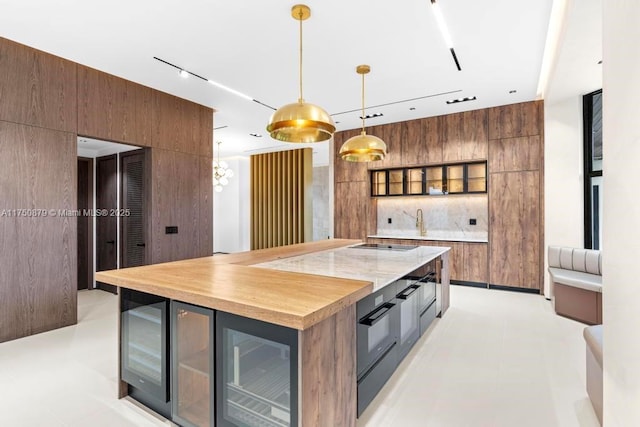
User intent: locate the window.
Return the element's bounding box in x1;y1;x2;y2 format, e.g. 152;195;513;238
583;89;602;249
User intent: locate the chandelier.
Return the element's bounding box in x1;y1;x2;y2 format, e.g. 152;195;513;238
213;141;233;192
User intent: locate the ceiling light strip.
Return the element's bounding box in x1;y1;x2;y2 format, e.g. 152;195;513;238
331;89;462;116
430;0;462;71
153;56;275;110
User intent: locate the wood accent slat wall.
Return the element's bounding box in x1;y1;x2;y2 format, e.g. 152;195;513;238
0;121;77;342
250;148;312;249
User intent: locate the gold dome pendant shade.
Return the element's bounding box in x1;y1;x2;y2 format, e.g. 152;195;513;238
339;65;387;162
266;5;335;143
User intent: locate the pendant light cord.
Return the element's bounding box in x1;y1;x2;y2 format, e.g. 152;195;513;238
361;71;366;133
298;10;304;103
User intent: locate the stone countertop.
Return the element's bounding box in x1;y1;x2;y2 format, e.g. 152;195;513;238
254;244;449;292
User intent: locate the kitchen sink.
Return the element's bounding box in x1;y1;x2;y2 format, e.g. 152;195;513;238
349;243;418;251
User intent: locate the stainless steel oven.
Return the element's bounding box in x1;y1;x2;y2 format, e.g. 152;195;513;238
356;283;399;416
396;280;421;360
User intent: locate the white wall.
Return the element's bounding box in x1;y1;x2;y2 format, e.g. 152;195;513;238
543;97;585;297
213;157;250;253
602;1;640;424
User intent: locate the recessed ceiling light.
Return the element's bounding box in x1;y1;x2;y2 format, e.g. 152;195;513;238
335;121;341;124
509;90;517;94
598;60;603;65
249;133;263;138
359;113;384;120
179;69;189;79
409;107;416;111
446;96;477;105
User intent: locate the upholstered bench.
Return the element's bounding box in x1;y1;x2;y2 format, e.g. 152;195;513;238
584;325;603;425
548;246;602;324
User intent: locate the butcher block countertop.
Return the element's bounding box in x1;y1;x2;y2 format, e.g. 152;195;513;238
95;239;448;330
96;239;371;330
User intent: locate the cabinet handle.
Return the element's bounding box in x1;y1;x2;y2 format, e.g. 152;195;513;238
397;285;419;299
359;302;395;327
106;240;115;244
136;243;146;247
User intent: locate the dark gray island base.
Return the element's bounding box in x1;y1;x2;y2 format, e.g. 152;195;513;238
97;240;450;426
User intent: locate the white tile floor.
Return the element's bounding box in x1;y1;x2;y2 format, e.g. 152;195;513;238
0;286;599;427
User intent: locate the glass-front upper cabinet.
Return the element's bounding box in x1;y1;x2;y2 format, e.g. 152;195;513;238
371;170;387;196
467;162;487;193
172;302;214;427
216;312;298;427
425;166;444;195
388;169;404;195
446;165;464;194
406;168;424;195
370;161;487;197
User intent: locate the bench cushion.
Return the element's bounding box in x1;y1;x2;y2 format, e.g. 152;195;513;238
549;267;602;292
584;325;603;366
548;246;602;275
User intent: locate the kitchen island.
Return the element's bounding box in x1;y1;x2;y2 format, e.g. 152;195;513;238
95;239;450;427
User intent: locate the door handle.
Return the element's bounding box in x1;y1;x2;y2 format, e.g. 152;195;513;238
106;240;115;244
136;243;146;247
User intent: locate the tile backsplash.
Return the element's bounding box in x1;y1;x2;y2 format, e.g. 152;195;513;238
376;195;488;240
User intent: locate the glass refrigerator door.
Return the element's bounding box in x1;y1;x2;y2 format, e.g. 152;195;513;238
121;289;168;402
172;302;214;427
216;312;298;427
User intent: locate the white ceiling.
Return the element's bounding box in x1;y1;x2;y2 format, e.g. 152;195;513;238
1;0;554;162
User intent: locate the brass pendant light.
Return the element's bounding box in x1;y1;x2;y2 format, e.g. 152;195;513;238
266;4;336;143
339;65;387;162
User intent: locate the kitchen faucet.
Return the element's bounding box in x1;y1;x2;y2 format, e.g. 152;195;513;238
416;209;426;236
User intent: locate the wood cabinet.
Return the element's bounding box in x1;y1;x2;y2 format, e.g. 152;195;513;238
488;101;543;140
489;171;540;290
335;181;369;240
489;135;541;172
441;109;488;162
400;117;442;166
463;243;488;284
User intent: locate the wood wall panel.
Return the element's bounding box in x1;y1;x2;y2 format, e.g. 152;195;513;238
489;136;541;172
0;121;77;342
488;101;542;140
199;108;213;158
379;123;402;168
301;306;357;427
250;149;312;249
334;181;368;240
199;156;213;256
152;91;212;155
77;65;150;146
151;149;203;264
441;109;488;162
463;243;488;283
0;37;77;133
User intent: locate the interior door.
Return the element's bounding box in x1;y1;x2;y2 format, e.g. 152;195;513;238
120;150;147;268
96;154;118;293
77;157;93;290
